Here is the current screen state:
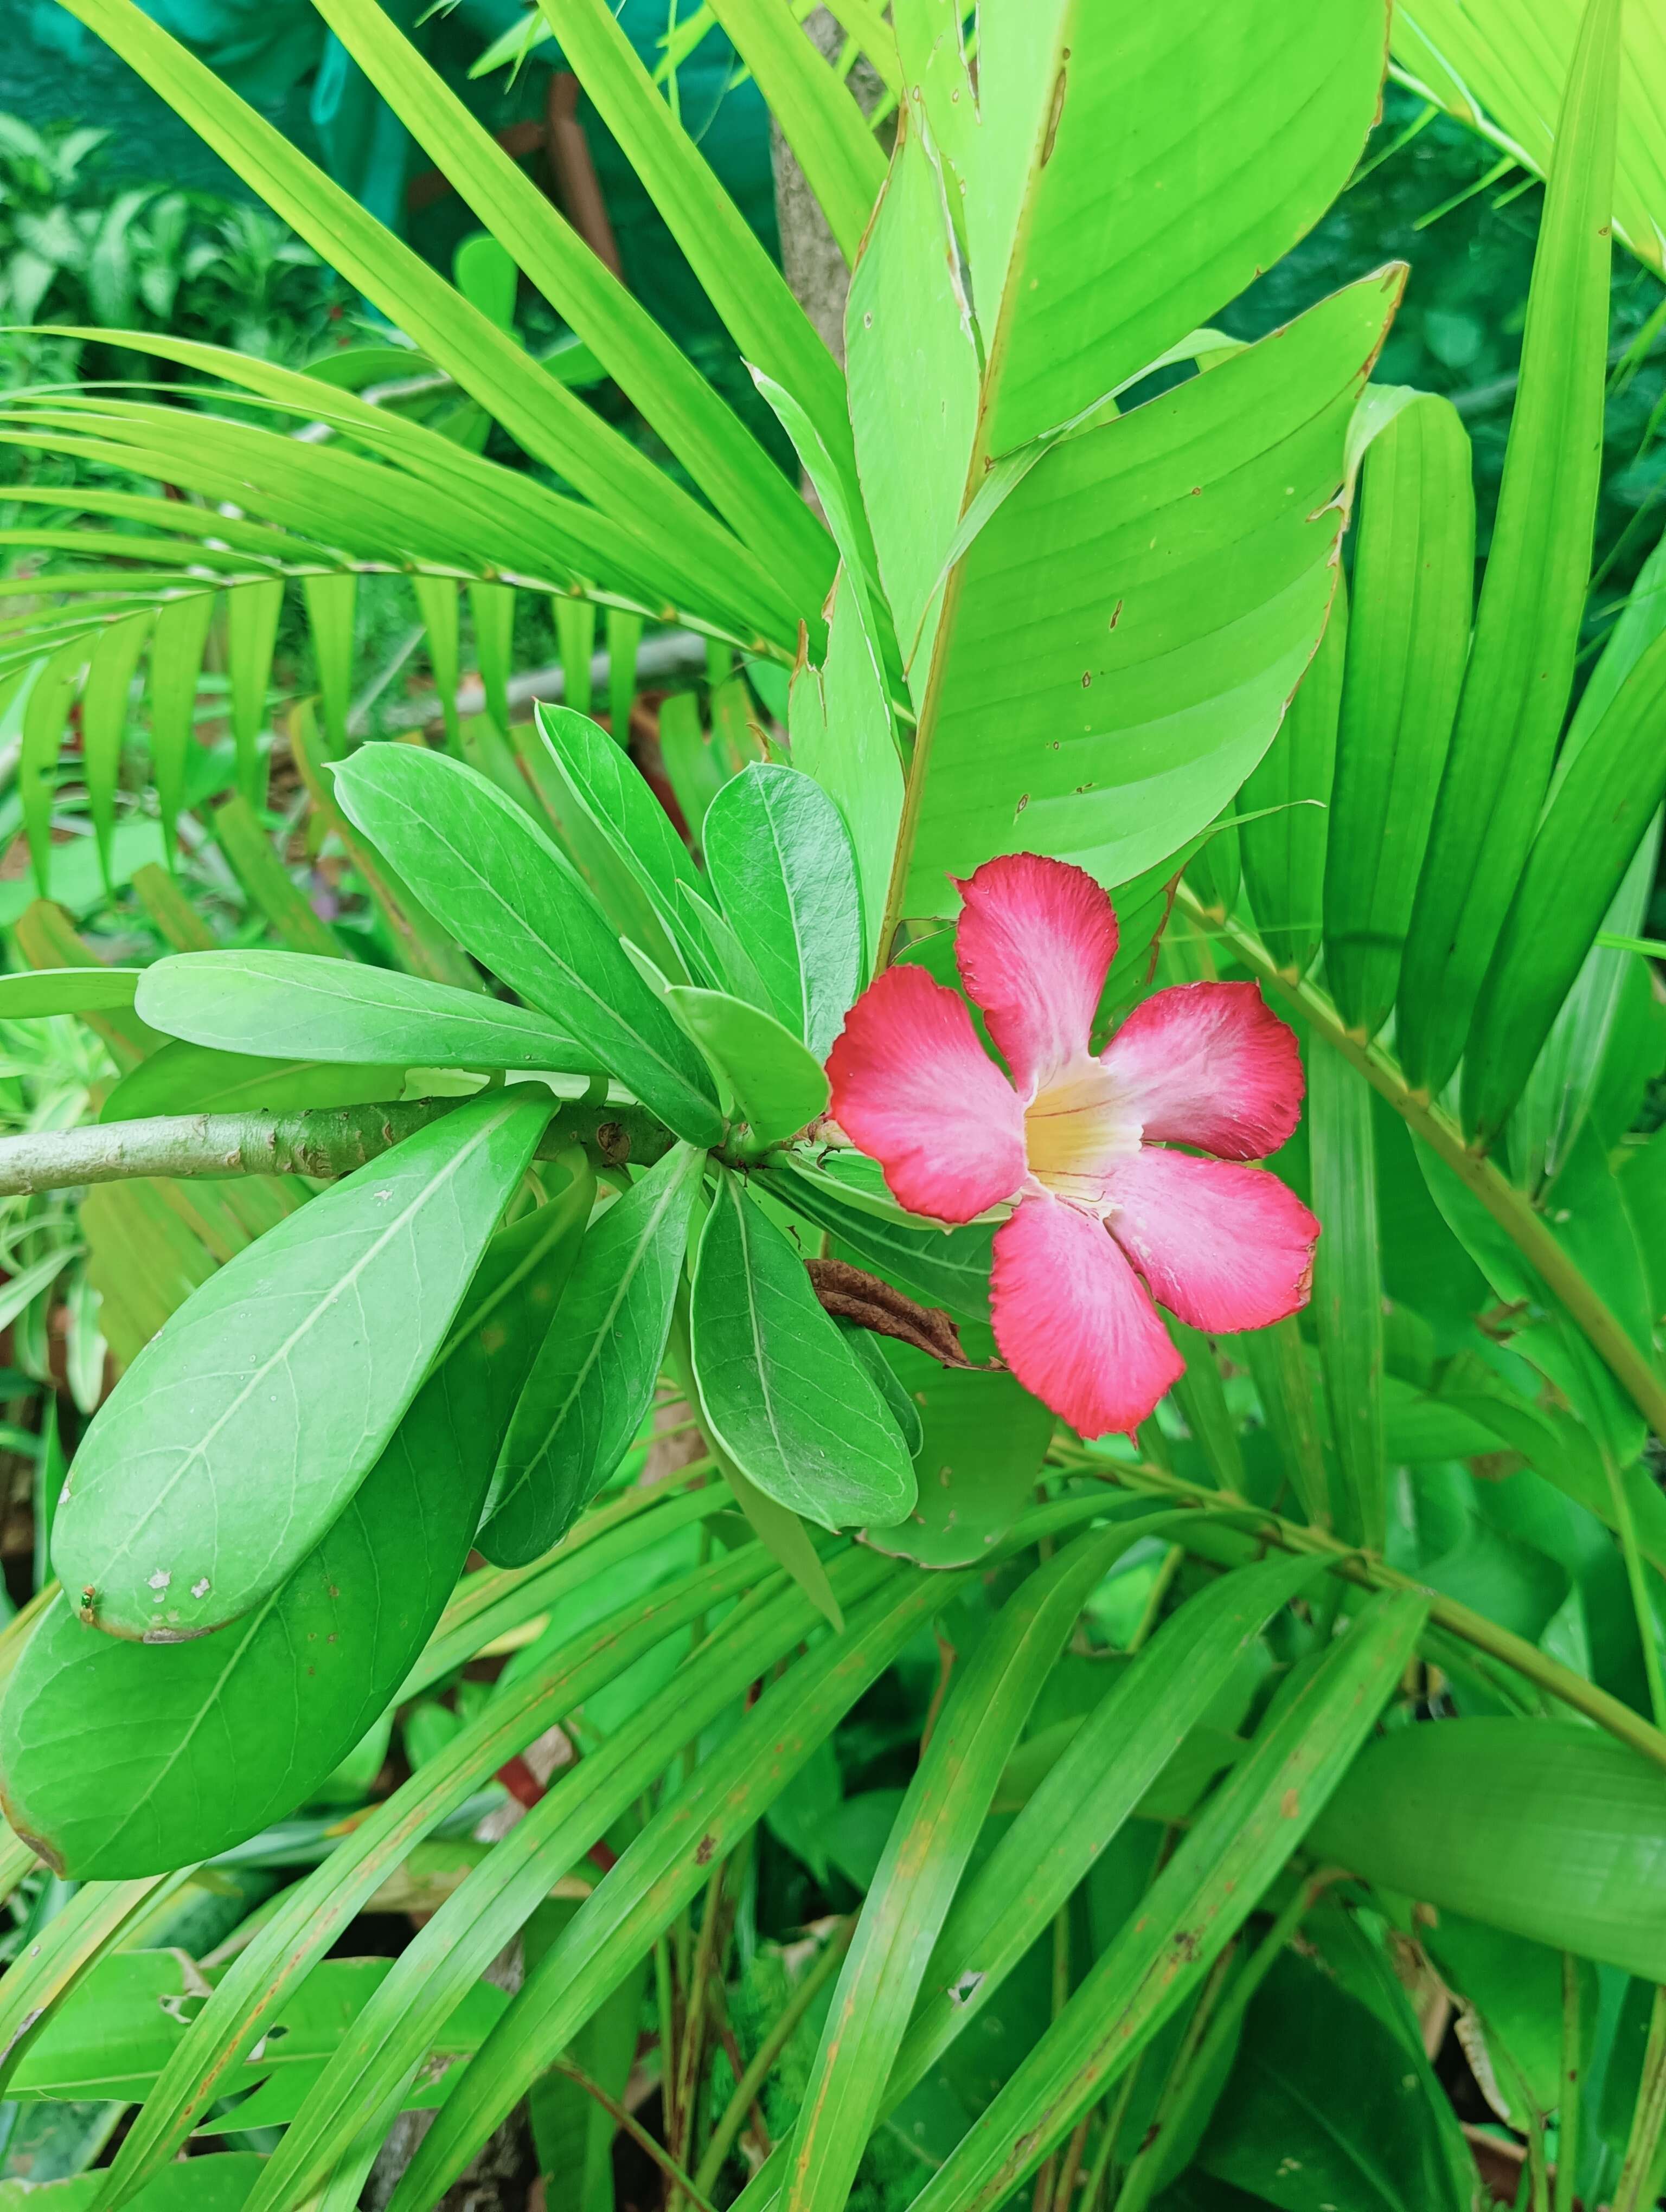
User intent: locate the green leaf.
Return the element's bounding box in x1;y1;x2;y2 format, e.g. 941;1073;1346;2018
0;968;142;1018
538;0;855;510
0;1180;590;1876
100;1041;405;1122
1234;1319;1330;1532
138;950;596;1075
1390;0;1666;278
895;1590;1427;2212
146;592;215;860
530;702;702;980
309;0;832;618
383;1547;991;2212
1464;628;1666;1143
664;988;830;1147
702;764;862;1058
225;575;282;804
334;744;724;1144
1395;0;1624;1090
236;1547;828;2212
779;1526;1150;2212
80;610;151;883
1236;573;1343;983
50;1090;552;1642
690;1170;915;1528
299;573;356;759
845;113;979;685
896;272;1403;919
1196;1950;1467;2212
50;0;798;648
87;1493;735;2204
862;1348;1054;1569
0;2151;264;2212
714;1447;844;1632
1322;394;1474;1040
1308;1049;1385;1549
701;0;886;265
788;569;903;974
0;1873;187;2095
1309;1718;1666;1977
211;793;347;962
478;1144;704;1566
770;1159;994;1322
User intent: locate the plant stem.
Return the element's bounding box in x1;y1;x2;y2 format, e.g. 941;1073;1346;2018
548;2056;720;2212
1615;1986;1666;2212
1061;1447;1666;1775
691;1918;856;2199
1554;1954;1582;2212
0;1093;676;1195
1180;886;1666;1443
655;1932;680;2160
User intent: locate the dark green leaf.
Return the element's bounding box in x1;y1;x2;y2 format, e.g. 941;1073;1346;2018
478;1144;703;1566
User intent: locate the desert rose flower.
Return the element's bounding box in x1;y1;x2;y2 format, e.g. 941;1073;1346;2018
825;853;1318;1437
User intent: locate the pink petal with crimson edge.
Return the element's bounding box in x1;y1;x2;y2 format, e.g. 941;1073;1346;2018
1105;1147;1318;1333
826;964;1025;1224
1100;981;1304;1160
991;1193;1182;1437
954;853;1119;1095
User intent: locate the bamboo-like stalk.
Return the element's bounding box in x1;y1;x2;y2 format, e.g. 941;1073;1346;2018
1177;886;1666;1443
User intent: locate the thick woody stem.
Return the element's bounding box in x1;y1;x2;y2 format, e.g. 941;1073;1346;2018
0;1095;676;1196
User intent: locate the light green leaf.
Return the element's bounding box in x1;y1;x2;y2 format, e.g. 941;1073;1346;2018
1237;573;1344;982
478;1143;704;1565
334;744;724;1143
50;1091;552;1641
702;763;862;1058
1323;393;1474;1038
1396;0;1624;1090
300;573;356;759
1464;627;1666;1143
690;1169;915;1528
137;950;598;1075
309;0;832;615
80;610;152;881
897;271;1403;918
0;968;142;1018
666;987;829;1146
225;575;282;804
0;1181;591;1876
702;0;886;264
862;1348;1054;1570
146;592;215;860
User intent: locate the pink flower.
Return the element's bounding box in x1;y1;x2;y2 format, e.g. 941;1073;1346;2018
825;854;1318;1437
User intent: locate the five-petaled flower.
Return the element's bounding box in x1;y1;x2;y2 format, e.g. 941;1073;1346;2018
825;853;1319;1437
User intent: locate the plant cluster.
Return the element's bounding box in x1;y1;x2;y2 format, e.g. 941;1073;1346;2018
0;3;1661;2211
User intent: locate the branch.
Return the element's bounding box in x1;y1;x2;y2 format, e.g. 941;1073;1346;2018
0;1094;676;1197
1177;886;1666;1444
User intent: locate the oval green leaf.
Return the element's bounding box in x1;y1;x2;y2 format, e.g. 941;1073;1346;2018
333;745;723;1143
665;986;829;1147
137;949;601;1074
701;763;862;1058
690;1169;915;1529
478;1142;704;1567
0;1172;591;1876
50;1090;553;1642
0;967;143;1017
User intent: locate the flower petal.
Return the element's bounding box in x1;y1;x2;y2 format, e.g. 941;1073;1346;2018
1105;1147;1318;1333
1099;981;1304;1160
991;1193;1181;1437
826;964;1026;1224
954;854;1119;1095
